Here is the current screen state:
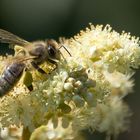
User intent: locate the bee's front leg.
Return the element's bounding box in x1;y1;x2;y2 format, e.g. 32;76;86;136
31;61;48;76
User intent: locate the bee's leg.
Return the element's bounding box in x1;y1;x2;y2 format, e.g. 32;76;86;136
23;69;33;91
31;61;48;75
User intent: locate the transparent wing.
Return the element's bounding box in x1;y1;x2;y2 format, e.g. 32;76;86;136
0;29;30;46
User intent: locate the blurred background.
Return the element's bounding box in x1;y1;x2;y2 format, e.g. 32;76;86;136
0;0;140;139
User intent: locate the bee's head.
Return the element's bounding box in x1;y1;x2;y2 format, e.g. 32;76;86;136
29;40;60;64
46;39;61;63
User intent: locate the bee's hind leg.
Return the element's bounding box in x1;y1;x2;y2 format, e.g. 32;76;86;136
23;69;33;91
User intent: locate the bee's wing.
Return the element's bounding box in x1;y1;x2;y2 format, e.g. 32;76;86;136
0;29;30;46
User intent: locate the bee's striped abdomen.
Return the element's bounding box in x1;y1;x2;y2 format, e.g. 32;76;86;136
0;63;25;97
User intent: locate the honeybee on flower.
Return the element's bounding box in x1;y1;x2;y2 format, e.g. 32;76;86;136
0;24;140;140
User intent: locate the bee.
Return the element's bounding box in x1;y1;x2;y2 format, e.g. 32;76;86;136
0;29;70;97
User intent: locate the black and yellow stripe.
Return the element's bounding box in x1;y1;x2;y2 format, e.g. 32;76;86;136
0;63;25;97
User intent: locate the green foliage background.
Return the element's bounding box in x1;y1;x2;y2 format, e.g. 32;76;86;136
0;0;140;140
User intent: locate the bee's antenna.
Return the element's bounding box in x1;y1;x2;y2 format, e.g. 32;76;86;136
59;45;72;57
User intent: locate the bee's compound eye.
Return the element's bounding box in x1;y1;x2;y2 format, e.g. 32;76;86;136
48;45;56;57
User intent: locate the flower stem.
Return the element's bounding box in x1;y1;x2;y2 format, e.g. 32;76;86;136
106;134;117;140
22;127;31;140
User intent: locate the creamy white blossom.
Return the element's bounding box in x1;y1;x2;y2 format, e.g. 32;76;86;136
0;24;140;140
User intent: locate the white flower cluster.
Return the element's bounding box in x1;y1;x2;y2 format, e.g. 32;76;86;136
0;24;140;140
